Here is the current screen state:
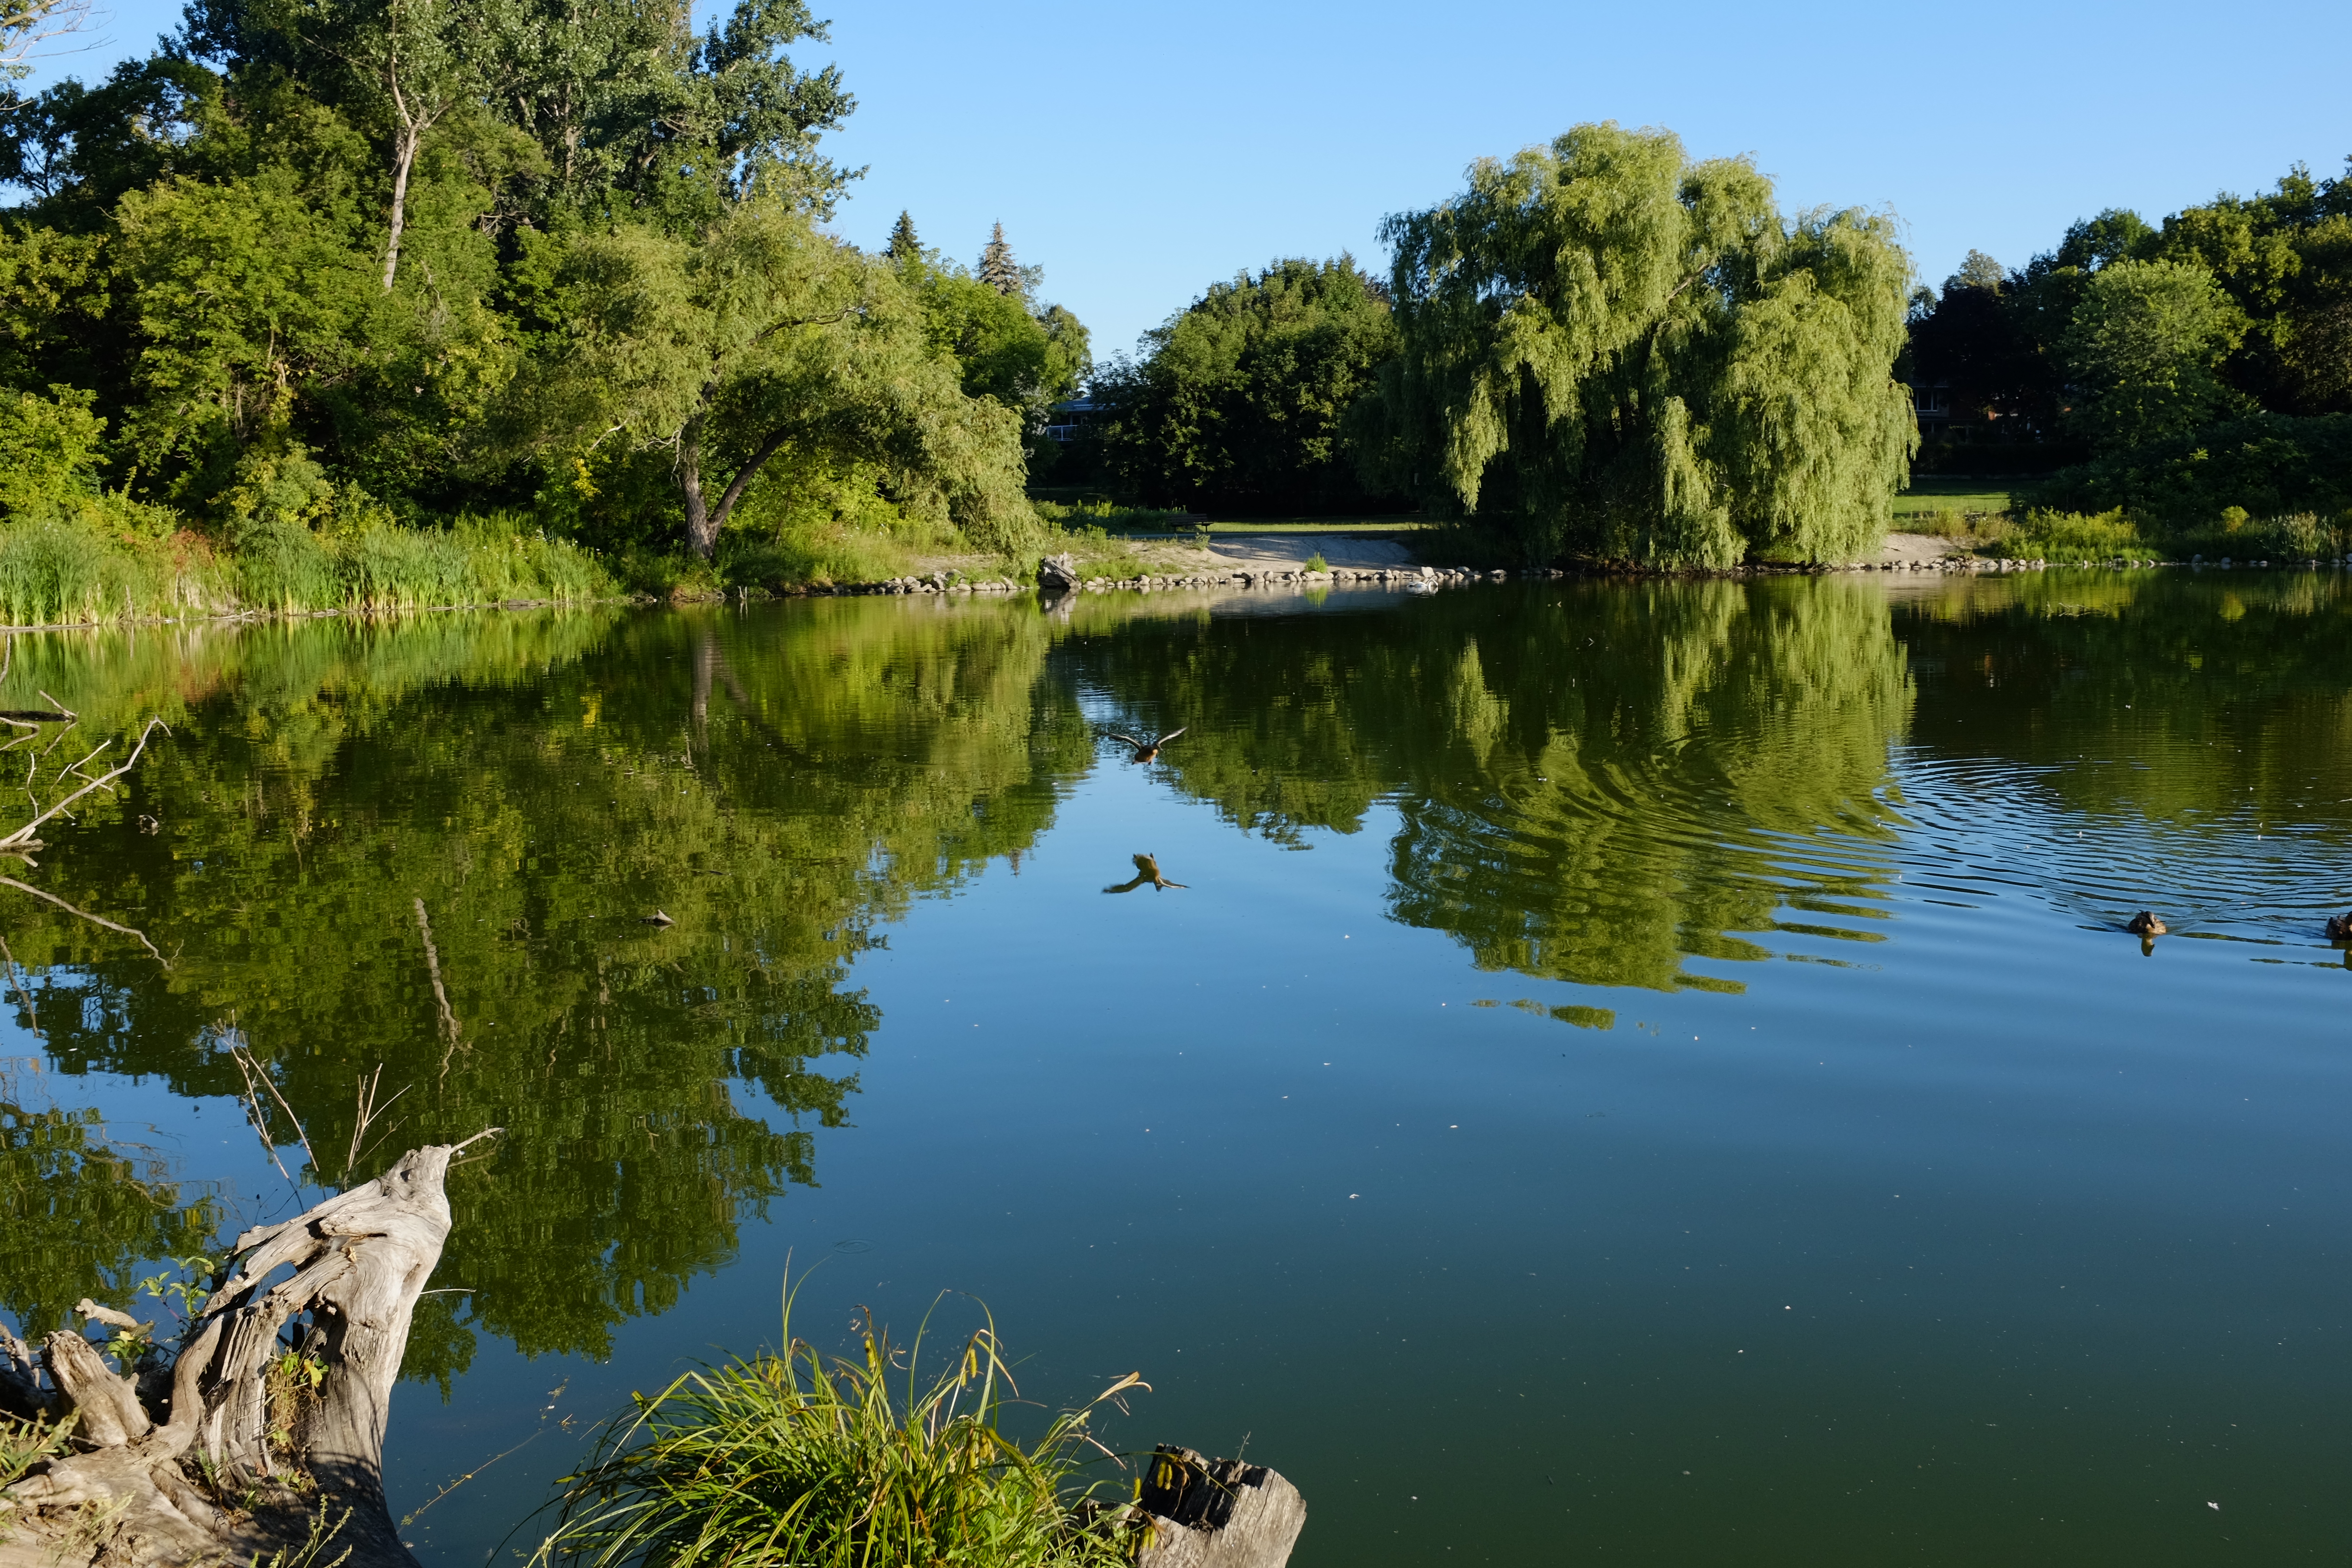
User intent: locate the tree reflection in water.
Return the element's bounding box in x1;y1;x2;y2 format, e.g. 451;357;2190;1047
0;605;1088;1381
7;568;2346;1386
1067;576;1915;993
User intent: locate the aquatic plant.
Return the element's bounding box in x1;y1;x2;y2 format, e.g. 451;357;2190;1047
531;1287;1142;1568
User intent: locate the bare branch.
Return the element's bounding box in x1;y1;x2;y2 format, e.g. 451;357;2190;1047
0;0;104;74
345;1066;412;1182
227;1044;298;1188
0;717;168;849
0;927;39;1039
0;876;167;963
240;1041;320;1182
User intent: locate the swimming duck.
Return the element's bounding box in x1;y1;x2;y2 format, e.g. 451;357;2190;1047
2326;911;2352;940
2124;911;2166;936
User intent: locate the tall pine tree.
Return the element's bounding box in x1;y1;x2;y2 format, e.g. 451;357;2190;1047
887;209;921;261
977;221;1021;295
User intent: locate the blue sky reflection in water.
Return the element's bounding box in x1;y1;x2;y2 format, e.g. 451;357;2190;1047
1;573;2348;1565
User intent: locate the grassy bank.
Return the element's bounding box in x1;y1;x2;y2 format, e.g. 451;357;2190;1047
1894;478;2014;538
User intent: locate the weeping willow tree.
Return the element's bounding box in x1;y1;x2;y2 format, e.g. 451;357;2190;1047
1359;122;1917;566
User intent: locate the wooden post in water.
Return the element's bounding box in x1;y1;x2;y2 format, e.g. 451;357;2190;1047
1133;1445;1308;1568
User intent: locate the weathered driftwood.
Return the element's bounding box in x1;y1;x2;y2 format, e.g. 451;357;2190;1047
3;1140;483;1568
1037;552;1081;592
1133;1445;1307;1568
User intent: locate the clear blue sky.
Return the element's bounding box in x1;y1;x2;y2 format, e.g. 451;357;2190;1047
28;0;2352;367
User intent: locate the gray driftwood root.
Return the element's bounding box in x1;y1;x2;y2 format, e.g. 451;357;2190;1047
1036;552;1081;592
1132;1445;1307;1568
2;1142;477;1568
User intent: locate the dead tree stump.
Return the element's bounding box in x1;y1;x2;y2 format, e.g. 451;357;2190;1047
1037;552;1081;592
2;1141;480;1568
1133;1445;1307;1568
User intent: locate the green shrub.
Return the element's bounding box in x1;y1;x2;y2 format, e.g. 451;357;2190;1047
0;387;109;520
1303;551;1329;572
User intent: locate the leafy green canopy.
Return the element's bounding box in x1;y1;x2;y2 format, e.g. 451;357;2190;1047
888;222;1089;473
1361;122;1915;566
2056;258;2251;452
515;200;1036;557
0;0;1059;563
1095;256;1402;514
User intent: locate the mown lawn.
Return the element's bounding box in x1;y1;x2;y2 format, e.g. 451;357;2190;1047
1893;477;2012;523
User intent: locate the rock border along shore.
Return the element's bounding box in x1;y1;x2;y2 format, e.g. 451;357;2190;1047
772;553;2352;599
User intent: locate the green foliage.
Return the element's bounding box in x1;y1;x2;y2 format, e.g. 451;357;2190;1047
0;0;1043;573
1974;508;2146;563
521;201;1037;559
1909;156;2352;469
0;384;106;512
1097;256;1400;515
532;1288;1138;1568
976;220;1026;297
1972;500;2348;564
1029;499;1189;533
2058;259;2250;451
2030;411;2352;526
1364;122;1914;566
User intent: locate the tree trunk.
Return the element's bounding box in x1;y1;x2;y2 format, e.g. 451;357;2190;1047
681;416;718;560
382;121;422;292
2;1143;480;1568
680;421;795;562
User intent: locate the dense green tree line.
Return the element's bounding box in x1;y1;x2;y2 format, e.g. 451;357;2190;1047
1091;124;1916;567
1905;159;2352;517
0;0;1083;577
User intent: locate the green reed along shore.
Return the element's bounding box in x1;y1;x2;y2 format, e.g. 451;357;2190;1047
0;510;616;629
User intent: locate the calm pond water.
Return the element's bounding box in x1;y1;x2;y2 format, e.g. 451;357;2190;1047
3;571;2349;1565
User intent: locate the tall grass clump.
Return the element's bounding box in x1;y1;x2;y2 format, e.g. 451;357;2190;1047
1972;508;2147;563
532;1289;1144;1568
1972;505;2349;564
1;1411;72;1491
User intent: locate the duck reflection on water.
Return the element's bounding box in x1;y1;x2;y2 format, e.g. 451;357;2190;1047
1103;853;1188;894
1103;727;1186;765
